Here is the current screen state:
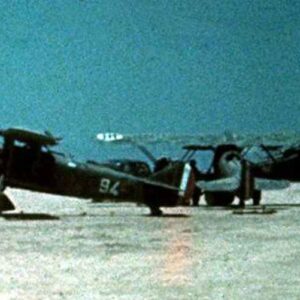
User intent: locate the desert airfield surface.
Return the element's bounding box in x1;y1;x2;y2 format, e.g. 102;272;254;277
1;186;300;299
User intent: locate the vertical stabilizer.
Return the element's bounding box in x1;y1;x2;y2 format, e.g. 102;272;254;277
150;162;194;205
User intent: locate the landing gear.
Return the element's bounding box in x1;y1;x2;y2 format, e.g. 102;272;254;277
238;190;261;208
238;197;246;208
192;187;202;207
204;192;234;206
0;175;14;213
237;192;261;208
149;206;163;216
253;190;261;206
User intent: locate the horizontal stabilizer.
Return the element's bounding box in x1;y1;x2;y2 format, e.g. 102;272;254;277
197;177;239;192
111;170;180;192
255;178;290;190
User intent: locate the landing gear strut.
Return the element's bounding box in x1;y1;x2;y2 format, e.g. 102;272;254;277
238;197;246;208
192;187;202;206
253;190;261;206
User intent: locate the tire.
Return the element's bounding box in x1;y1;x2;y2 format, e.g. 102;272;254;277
204;192;234;206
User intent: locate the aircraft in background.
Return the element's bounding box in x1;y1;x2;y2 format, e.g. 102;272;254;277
0;128;194;217
183;135;300;207
246;143;300;182
97;131;300;207
182;144;289;207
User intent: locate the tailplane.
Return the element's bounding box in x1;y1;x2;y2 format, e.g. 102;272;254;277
150;162;194;205
142;162;195;212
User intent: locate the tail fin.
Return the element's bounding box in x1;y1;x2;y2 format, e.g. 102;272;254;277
149;162;195;206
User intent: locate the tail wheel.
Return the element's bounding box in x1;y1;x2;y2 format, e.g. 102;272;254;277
204;192;234;206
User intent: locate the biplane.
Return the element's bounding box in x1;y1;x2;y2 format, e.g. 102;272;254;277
0;128;194;216
183;144;290;207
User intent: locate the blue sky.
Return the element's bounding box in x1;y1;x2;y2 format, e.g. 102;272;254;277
0;0;299;160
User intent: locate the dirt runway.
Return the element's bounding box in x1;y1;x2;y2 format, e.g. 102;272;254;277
1;186;300;299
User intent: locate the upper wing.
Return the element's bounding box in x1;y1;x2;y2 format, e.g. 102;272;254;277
96;132;300;148
0;127;61;146
96;132;215;145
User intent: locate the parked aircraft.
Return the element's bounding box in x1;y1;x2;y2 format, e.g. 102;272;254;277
184;136;300;207
183;144;290;207
245;143;300;182
97;131;298;207
0;128;194;216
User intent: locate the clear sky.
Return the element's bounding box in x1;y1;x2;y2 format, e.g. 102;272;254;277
0;0;299;160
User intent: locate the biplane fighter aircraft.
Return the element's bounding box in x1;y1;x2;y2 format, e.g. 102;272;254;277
183;144;290;207
245;143;300;182
0;128;194;216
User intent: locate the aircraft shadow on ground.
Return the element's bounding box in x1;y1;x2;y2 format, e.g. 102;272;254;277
61;211;190;218
5;203;300;221
145;214;190;218
198;203;300;212
0;213;60;221
264;203;300;208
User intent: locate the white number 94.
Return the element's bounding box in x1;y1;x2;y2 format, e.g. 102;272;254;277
99;178;120;196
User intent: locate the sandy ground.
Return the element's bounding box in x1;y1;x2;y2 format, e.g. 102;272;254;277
1;186;300;300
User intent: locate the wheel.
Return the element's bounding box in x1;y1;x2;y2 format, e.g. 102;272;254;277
253;190;261;206
204;192;234;206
